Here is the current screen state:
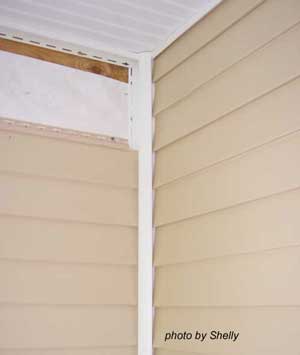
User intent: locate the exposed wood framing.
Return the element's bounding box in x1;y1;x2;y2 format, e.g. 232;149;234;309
0;37;128;83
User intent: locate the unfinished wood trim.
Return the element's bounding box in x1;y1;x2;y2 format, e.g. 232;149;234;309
0;37;128;83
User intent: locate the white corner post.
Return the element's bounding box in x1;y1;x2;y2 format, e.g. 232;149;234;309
135;52;153;355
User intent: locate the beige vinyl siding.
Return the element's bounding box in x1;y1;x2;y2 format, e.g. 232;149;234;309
154;308;300;353
0;216;136;265
0;123;137;352
153;0;265;81
155;131;300;226
155;246;300;306
155;74;300;188
156;352;196;355
155;20;300;150
156;351;300;355
0;261;136;305
0;129;138;188
154;188;300;266
154;351;279;355
0;173;137;226
154;0;300;114
153;0;300;353
0;306;136;348
0;348;137;355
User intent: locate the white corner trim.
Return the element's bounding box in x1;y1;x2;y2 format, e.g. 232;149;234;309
128;54;153;355
136;53;153;355
152;0;223;58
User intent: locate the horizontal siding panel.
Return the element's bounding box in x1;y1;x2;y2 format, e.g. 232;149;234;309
154;188;300;265
155;77;300;187
0;347;136;355
155;247;300;307
0;306;136;348
156;351;201;355
154;0;300;114
0;174;137;226
0;261;136;305
154;307;300;352
0;120;138;348
155;349;287;355
0;130;138;188
155;131;300;226
0;216;137;265
155;23;300;150
153;0;265;81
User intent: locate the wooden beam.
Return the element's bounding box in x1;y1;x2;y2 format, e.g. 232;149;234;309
0;37;128;83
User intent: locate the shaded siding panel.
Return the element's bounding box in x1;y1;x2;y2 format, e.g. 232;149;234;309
155;77;300;187
153;0;265;80
154;308;300;353
154;188;300;266
155;247;300;306
155;132;300;226
154;0;300;113
155;23;300;149
153;1;300;353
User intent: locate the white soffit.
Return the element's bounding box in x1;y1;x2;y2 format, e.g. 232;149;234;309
0;0;221;56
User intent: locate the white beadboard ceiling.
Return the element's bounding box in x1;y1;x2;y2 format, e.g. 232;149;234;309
0;0;220;57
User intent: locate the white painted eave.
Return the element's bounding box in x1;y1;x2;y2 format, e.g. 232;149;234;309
0;0;222;57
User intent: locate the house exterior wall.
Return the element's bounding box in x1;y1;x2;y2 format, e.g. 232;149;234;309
0;121;138;354
153;0;300;353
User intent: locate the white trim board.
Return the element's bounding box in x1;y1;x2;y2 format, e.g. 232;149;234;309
135;53;153;355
